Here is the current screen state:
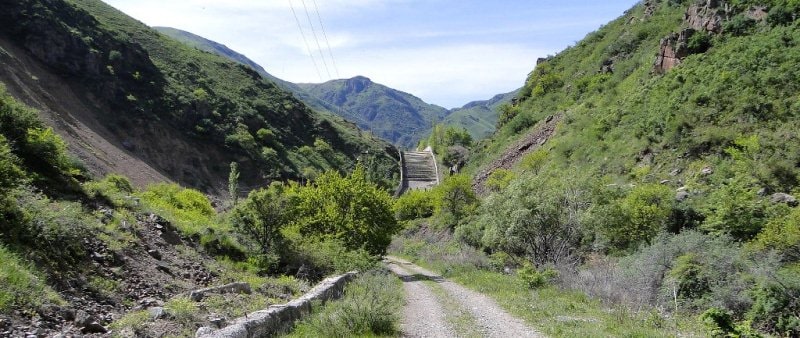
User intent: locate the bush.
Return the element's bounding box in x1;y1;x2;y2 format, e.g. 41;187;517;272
289;271;402;337
83;174;136;207
231;183;293;258
291;166;400;256
485;169;515;192
518;262;559;289
393;189;435;221
434;174;477;227
139;183;217;235
748;264;800;335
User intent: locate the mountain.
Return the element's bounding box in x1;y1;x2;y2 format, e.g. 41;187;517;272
0;0;397;194
298;77;449;148
438;89;518;140
152;27;348;121
154;27;508;147
453;0;800;335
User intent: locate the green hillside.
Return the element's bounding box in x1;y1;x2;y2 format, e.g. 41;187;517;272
438;90;518;140
299;76;450;149
153;26;357;126
396;0;800;336
0;0;397;193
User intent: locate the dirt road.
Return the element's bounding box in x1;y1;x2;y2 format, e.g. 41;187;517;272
386;257;543;338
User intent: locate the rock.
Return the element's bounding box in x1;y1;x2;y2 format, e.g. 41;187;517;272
660;179;671;185
757;187;768;196
701;166;714;175
654;28;695;74
685;0;726;34
643;0;657;18
160;229;182;245
156;263;173;276
74;309;93;327
148;307;167;320
62;308;76;322
676;191;690;202
147;249;162;260
81;321;108;334
209;317;226;328
771;193;798;206
670;168;682;176
196;326;215;337
746;5;768;21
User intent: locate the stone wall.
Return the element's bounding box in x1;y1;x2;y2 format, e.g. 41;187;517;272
196;272;358;338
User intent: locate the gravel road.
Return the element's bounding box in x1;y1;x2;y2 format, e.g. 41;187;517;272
386;257;544;338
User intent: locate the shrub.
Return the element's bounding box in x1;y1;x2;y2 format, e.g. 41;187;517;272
393;189;435;221
289;270;402;337
748;264;800;335
231;183;293;259
139;183;216;235
753;207;800;261
485;169;515;192
83;174;135;207
434;174;477;227
291;166;399;256
518;262;559;289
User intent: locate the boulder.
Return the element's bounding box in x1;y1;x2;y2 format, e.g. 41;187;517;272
771;193;798;206
676;191;690;202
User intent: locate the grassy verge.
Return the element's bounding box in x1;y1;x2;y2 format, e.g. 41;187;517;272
284;270;403;338
390;236;701;337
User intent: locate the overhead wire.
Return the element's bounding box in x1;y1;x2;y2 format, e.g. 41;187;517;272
310;0;340;78
300;0;332;79
288;0;323;81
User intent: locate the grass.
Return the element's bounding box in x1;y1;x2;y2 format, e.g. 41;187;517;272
390;233;701;338
0;244;63;314
284;270;403;338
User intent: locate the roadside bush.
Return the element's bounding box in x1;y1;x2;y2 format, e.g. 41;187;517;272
289;270;402;337
433;174;477;228
393;189;435;221
518;262;559;289
291;166;399;256
231;183;293;258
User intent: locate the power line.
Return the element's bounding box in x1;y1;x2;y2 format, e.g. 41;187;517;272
289;0;323;81
311;0;340;78
300;0;332;79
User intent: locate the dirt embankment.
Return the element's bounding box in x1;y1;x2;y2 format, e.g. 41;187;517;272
472;114;562;195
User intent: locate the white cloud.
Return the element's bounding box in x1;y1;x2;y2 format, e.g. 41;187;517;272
102;0;637;107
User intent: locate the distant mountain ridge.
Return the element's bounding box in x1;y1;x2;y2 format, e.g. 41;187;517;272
297;76;450;148
155;27;514;147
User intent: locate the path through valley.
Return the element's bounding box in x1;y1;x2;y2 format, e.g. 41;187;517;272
385;257;543;338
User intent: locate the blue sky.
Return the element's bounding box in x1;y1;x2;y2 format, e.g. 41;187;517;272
102;0;639;108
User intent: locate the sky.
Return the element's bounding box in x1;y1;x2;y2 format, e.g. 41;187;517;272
102;0;640;108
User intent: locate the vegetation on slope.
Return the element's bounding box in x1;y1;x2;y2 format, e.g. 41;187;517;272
0;85;401;335
404;0;800;336
0;0;398;192
299;76;450;148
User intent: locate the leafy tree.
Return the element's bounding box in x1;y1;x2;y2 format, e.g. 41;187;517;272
292;166;399;255
434;174;477;226
231;183;293;258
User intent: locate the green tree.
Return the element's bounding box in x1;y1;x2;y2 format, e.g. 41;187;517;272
435;174;478;226
231;183;293;257
292;166;399;255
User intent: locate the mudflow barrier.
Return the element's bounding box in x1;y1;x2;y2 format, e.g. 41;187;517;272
196;271;358;338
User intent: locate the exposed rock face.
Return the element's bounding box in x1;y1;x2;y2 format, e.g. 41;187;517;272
654;28;695;74
746;6;769;21
685;0;728;34
643;0;658;19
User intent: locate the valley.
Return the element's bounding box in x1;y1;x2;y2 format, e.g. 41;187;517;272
0;0;799;337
